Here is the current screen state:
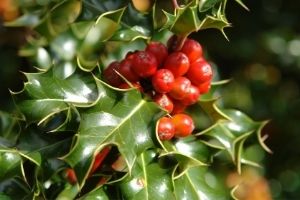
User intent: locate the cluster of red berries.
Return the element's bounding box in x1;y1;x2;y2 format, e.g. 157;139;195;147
103;37;213;141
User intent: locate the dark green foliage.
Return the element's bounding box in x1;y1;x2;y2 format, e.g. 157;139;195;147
0;0;270;199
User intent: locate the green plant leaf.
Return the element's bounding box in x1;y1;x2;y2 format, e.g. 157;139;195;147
50;30;79;61
35;47;52;70
79;187;109;200
0;150;22;180
0;111;21;144
198;4;231;39
196;109;270;172
159;136;211;176
152;0;174;30
79;0;128;20
198;98;231;122
171;4;200;36
49;0;82;34
0;178;33;199
173;166;230;200
199;0;223;12
77;8;125;71
120;150;175;200
56;183;79;200
4;13;40;27
63;85;164;187
12;70;99;128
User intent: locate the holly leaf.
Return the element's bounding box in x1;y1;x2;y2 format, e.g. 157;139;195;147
171;4;200;36
4;13;40;27
198;99;231;122
152;1;174;30
79;0;128;20
110;28;149;42
0;178;33;199
77;8;126;71
56;183;80;200
12;70;99;130
196;109;271;173
158;136;211;177
63;83;164;187
78;187;109;200
0;150;23;181
199;0;223;12
198;3;231;39
0;111;21;144
120;150;175;200
173;166;230;200
50;30;79;62
49;0;82;35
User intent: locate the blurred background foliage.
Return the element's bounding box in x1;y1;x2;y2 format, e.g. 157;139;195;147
0;0;299;199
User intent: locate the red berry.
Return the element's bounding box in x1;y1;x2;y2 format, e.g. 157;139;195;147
164;52;190;77
181;39;203;63
171;99;187;114
182;85;200;106
153;93;174;113
146;41;168;66
119;59;140;82
198;80;211;94
66;168;77;184
90;147;111;175
132;51;158;78
152;69;175;93
157;117;175;140
169;77;191;100
103;61;123;87
186;59;213;85
125;51;137;60
172;114;195;137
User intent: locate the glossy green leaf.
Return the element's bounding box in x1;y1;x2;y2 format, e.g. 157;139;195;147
198;99;231;122
0;178;32;199
111;28;148;42
56;183;79;200
199;0;222;12
63;86;164;187
12;70;99;127
3;0;269;198
120;150;175;200
159;136;211;176
50;31;79;61
71;21;94;39
196;109;271;172
4;13;40;27
0;111;21;144
152;0;174;30
35;47;52;70
173;166;230;200
16;126;72;159
121;3;152;36
49;0;82;34
79;187;109;200
171;4;200;36
0;151;22;180
78;8;125;71
53;61;77;79
79;0;128;20
198;4;230;39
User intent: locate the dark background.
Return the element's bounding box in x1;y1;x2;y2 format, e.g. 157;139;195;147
1;0;300;199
